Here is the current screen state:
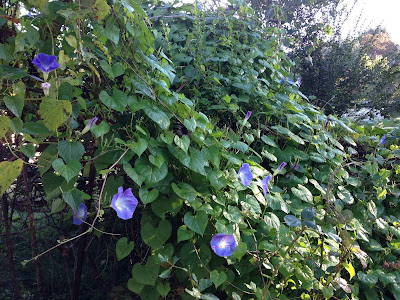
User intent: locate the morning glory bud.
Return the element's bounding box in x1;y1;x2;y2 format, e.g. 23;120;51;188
81;117;98;135
41;82;51;96
380;134;386;146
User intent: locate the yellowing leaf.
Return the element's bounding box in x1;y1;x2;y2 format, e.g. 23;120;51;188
0;116;10;138
39;98;72;132
343;262;355;280
0;159;23;195
93;0;111;21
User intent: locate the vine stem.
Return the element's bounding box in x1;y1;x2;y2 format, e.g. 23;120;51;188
90;148;129;228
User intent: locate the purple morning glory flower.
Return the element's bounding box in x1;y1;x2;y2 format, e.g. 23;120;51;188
293;163;300;171
280;78;285;84
261;174;272;197
32;53;60;74
111;187;138;220
81;117;98;135
73;203;87;225
296;78;301;87
211;234;237;257
380;134;386;146
238;163;253;186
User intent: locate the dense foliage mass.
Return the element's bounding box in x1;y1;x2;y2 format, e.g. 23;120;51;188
1;0;400;299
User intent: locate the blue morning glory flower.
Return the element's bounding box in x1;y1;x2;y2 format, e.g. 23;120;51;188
211;234;237;257
73;203;87;225
261;174;272;197
111;187;138;220
296;78;301;87
380;134;386;146
238;163;253;186
32;53;60;76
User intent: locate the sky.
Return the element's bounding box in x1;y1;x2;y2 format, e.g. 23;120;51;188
342;0;400;45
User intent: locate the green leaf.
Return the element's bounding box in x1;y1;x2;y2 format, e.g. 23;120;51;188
58;140;85;163
102;23;119;44
291;185;313;203
99;60;124;78
51;198;66;214
143;105;170;129
156;281;170;297
172;183;197;202
358;271;378;288
39;98;72;132
127;277;145;294
223;205;243;223
265;193;289;213
174;135;190;153
0;159;23;195
52;158;81;183
123;163;144;186
322;286;333;299
337;186;354;204
177;225;194;243
141;219;172;249
42;172;65;201
301;207;316;220
116;237;134;261
135;158;168;187
151;194;183;219
139;187;159;204
38;144;58;176
10;117;23;134
128;138;148;157
4;95;24;117
149;154;164;168
233;242;247;261
99;89;128;112
62;188;82;211
131;255;160;286
184;211;208;236
263;212;281;231
284;215;301;227
91;121;110;138
0;116;10;139
21;143;36;158
210;270;227;288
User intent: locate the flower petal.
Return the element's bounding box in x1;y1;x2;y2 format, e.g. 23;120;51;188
73;203;87;225
261;174;272;197
211;234;237;257
238;163;253;186
32;53;60;73
111;187;138;220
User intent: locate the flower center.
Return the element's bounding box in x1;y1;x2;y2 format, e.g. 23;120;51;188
219;240;227;249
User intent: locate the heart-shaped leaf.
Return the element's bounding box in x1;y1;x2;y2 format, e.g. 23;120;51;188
123;163;144;186
99;89;128;112
284;215;301;227
39;98;72;132
301;207;316;220
52;158;81;183
131;255;160;286
116;237;134;261
128;138;148;157
141;219;172;249
149;154;164;169
210;270;227;288
0;159;23;195
156;281;170;297
184;211;208;236
62;188;82;211
139;187;159;204
177;225;194;243
58;140;85;163
174;135;190;153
